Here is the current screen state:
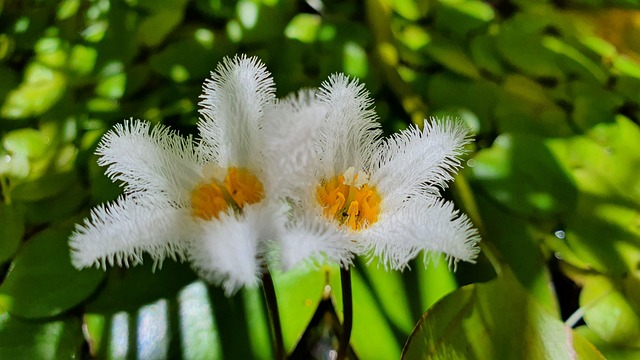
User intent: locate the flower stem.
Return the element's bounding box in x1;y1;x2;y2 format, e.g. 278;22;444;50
261;268;285;360
337;266;353;360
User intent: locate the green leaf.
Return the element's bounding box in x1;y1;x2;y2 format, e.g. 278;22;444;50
84;260;271;359
547;117;640;274
542;36;608;84
470;133;578;218
0;63;66;119
402;272;605;359
435;0;495;38
0;313;83;359
569;81;623;130
0;203;24;265
473;193;560;315
285;14;322;43
2;128;50;160
11;172;78;202
359;259;415;334
580;275;640;347
495;22;563;78
425;74;499;134
416;255;458;311
469;33;505;77
0;224;104;319
274;265;401;359
577;325;640;360
424;38;480;79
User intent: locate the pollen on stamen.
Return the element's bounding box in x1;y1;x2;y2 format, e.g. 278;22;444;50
224;167;265;208
191;167;265;220
316;168;381;231
191;182;229;220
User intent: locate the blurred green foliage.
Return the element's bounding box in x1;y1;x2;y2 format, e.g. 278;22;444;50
1;0;640;358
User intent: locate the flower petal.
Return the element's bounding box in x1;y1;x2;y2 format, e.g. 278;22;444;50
262;89;327;198
187;204;275;296
372;117;473;210
365;197;480;270
97;119;201;206
69;196;191;270
278;208;356;271
198;55;275;169
316;74;382;177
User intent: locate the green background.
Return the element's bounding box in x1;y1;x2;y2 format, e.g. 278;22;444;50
1;0;640;358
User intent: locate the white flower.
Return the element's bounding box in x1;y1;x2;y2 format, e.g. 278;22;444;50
69;55;283;295
278;74;480;271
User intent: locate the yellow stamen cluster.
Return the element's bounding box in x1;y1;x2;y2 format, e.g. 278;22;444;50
316;168;381;231
191;167;264;220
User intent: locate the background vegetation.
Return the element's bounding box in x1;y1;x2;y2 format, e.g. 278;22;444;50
1;0;640;358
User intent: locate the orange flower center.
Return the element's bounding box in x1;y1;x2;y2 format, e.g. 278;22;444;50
316;167;381;231
191;166;264;220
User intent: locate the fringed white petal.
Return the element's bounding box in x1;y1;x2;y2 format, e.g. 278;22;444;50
69;196;191;270
96;119;201;206
198;54;275;169
372;117;473;210
262;89;327;198
278;208;356;271
187;204;275;296
316;74;382;177
365;197;480;271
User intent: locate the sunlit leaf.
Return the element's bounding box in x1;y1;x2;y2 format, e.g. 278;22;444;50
402;272;605;359
581;275;640;348
0;312;83;359
470;133;578;218
0;224;104;318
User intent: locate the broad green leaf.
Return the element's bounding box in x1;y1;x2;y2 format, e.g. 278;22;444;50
0;312;83;359
581;275;640;347
568;81;623;130
11;172;78;202
435;0;495;38
390;0;429;21
495;26;563;78
68;44;97;76
0;224;104;318
285;14;322;43
473;192;560;315
359;259;414;334
2;128;50;160
470;133;578;218
56;0;80;20
424;38;480;79
469;33;505;77
402;272;605;359
416;255;458;311
425;74;499;134
577;326;640;360
136;0;189;47
494;76;573;136
23;179;87;225
542;36;608;84
548;117;640;274
0;63;66;119
274;265;401;359
0;203;24;265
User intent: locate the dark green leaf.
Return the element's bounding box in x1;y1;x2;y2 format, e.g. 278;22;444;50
470;133;578;218
402;272;605;359
0;224;104;318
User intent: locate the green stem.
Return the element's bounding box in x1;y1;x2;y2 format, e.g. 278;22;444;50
337;266;353;360
261;268;285;360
